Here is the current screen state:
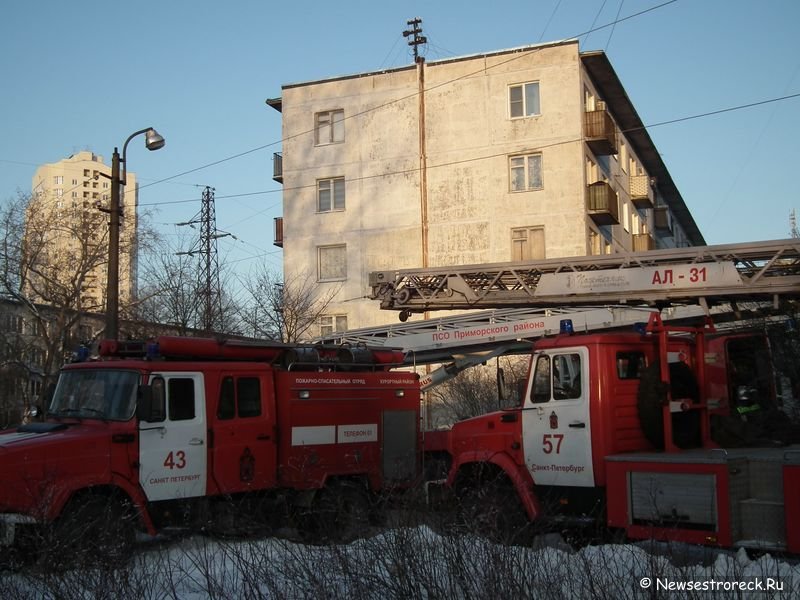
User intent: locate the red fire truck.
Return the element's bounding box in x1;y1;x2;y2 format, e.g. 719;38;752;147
0;336;419;559
363;238;800;551
420;313;799;551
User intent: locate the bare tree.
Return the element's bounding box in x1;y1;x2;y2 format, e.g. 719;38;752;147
129;235;203;336
0;192;119;413
127;232;242;338
428;356;529;427
237;265;339;342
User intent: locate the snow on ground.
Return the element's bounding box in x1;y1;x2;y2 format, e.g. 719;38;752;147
2;527;799;599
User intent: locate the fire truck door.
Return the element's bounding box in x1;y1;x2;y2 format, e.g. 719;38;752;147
139;373;207;501
522;348;595;487
211;372;277;493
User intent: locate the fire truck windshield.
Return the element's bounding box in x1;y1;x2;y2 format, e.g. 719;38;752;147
49;370;139;421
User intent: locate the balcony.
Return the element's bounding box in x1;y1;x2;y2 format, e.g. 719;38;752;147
653;207;672;236
273;152;283;183
584;109;617;155
273;217;283;248
586;181;619;226
632;233;656;252
629;174;654;210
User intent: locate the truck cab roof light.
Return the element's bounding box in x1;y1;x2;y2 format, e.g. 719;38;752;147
72;345;90;363
559;319;574;334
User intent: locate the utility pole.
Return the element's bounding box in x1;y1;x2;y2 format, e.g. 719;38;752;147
401;18;429;326
791;209;799;239
403;17;427;64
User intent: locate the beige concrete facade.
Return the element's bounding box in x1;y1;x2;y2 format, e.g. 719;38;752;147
30;151;137;312
272;40;704;335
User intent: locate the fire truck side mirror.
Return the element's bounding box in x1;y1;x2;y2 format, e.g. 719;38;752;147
137;385;154;422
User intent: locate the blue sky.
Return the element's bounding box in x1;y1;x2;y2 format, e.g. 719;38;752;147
1;0;798;281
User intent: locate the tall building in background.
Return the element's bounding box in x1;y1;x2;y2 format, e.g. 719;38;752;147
29;151;138;312
268;40;705;337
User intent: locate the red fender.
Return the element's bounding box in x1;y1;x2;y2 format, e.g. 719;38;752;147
109;472;157;535
45;473;157;536
448;450;541;521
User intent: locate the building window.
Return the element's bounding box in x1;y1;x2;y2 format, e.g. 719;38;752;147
317;177;345;212
5;315;24;333
589;230;612;256
55;188;63;197
53;175;64;185
509;153;543;192
317;315;348;337
318;244;347;281
509;82;540;118
315;109;345;145
511;226;545;261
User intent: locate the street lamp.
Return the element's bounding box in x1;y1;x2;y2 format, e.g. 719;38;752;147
104;127;165;340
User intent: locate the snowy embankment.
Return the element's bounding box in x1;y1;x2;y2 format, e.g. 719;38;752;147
2;527;799;599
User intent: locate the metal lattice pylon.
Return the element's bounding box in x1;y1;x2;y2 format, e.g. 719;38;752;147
199;186;224;332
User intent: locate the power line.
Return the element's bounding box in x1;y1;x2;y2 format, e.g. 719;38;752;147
605;0;626;51
623;92;800;132
537;0;563;43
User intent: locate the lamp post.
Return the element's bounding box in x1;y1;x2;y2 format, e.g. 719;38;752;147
104;127;165;340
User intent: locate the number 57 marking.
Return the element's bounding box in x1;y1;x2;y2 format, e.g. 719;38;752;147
542;433;564;454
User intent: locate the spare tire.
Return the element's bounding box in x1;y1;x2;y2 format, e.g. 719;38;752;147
637;361;701;449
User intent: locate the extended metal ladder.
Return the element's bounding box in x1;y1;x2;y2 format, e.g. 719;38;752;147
369;238;800;315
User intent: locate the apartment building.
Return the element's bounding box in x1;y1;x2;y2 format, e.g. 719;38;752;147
30;151;138;311
268;40;704;335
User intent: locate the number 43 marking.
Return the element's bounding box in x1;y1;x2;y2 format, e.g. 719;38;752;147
164;450;187;469
542;434;564;454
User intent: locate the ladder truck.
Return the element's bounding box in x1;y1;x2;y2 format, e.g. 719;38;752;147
361;238;800;551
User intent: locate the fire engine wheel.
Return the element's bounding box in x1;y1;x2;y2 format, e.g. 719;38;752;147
456;479;529;545
637;361;701;450
298;481;373;544
48;493;136;568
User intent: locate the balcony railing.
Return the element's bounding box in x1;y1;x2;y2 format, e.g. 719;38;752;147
273;152;283;183
273;217;283;248
629;174;654;209
586;181;619;226
632;233;656;252
584;110;617;155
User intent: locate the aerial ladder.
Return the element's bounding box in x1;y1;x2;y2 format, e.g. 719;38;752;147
319;238;800;391
369;238;800;317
